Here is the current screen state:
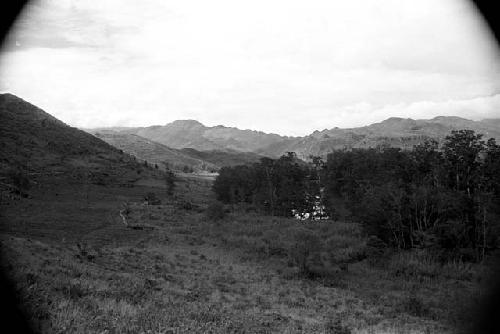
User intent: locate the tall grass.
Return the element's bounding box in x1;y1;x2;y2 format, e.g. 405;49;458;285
202;213;368;277
388;250;477;282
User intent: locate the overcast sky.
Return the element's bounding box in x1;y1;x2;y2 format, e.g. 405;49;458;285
1;0;500;136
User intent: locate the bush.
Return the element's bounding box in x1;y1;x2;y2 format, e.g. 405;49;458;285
7;168;30;194
245;205;258;213
261;230;287;256
365;235;387;265
389;250;477;282
401;293;430;317
144;192;161;205
177;200;197;211
324;318;351;334
288;227;323;275
389;251;439;280
205;201;226;221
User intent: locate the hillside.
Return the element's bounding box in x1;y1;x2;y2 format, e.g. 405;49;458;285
0;93;156;189
90;132;219;172
86;131;263;171
180;148;263;168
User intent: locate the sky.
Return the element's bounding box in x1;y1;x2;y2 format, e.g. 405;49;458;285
1;0;500;136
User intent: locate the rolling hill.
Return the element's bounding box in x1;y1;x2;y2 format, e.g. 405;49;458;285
86;131;264;171
90;131;219;172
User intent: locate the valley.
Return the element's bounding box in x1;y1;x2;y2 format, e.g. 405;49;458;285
2;0;500;331
0;93;497;333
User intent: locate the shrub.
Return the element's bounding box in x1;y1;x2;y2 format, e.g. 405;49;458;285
389;251;439;280
165;169;176;196
261;230;287;256
7;168;30;194
177;200;195;211
320;235;365;275
205;201;226;221
324;318;351;334
288;227;323;275
75;243;97;261
389;250;477;282
400;289;431;317
144;192;161;205
365;235;387;265
245;205;258;213
67;282;87;300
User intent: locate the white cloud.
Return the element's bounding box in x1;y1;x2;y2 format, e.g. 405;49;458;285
1;0;500;136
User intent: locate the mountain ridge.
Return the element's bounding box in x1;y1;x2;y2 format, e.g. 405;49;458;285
91;115;500;159
3;92;499;163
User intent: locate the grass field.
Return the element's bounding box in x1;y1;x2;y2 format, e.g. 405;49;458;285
0;172;491;333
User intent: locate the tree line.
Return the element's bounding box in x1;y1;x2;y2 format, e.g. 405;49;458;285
213;152;319;217
213;130;500;261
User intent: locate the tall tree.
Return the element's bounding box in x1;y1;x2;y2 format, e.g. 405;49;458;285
165;168;176;197
442;130;484;194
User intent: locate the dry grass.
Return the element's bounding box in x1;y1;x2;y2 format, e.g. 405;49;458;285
0;173;489;333
2;233;454;334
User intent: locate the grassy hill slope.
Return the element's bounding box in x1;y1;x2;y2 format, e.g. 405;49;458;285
91;132;219;172
86;130;264;171
0;93;158;190
179;148;263;168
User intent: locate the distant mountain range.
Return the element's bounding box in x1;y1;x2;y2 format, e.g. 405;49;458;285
2;92;499;175
89;120;287;153
90;116;500;160
260;116;500;159
88;131;262;172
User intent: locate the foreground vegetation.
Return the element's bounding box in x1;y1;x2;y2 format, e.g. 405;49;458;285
202;209;495;331
1;169;495;333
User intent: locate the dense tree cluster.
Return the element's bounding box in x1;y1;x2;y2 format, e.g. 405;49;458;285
213;152;319;217
213;130;500;261
323;130;500;261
